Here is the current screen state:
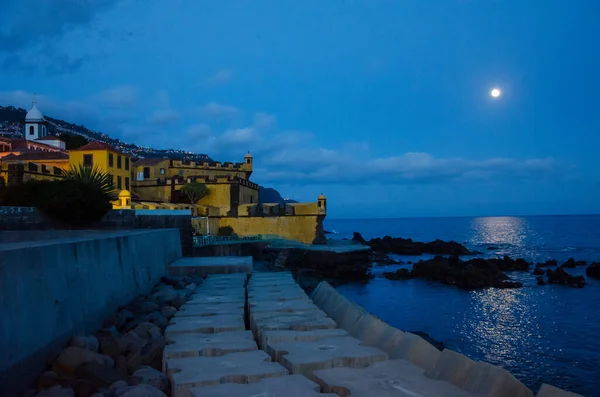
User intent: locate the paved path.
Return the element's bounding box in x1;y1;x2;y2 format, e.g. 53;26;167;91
161;270;484;397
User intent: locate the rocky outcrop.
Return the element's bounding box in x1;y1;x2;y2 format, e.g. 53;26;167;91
385;256;524;290
532;266;545;275
586;262;600;279
366;235;472;256
546;267;586;288
537;259;558;267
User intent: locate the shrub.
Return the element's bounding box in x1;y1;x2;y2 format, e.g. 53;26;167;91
217;226;234;237
62;164;114;196
0;180;47;207
37;179;112;226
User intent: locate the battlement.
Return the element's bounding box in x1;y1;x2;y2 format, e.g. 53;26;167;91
169;159;251;171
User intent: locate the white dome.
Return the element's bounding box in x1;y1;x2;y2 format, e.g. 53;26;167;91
25;100;44;121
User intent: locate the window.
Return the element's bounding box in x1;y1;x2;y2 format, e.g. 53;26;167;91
83;154;93;167
117;155;122;169
125;157;130;171
136;171;144;181
143;167;150;179
108;153;114;167
108;174;114;187
160;168;165;175
42;126;46;136
117;176;122;190
29;125;34;135
125;177;130;190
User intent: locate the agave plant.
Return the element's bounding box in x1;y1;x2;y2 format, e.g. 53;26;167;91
61;164;114;195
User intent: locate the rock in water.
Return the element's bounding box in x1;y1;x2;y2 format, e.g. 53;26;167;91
537;259;558;267
532;266;545;275
561;258;587;268
586;262;600;279
368;236;472;256
352;232;367;245
130;366;168;391
383;268;413;280
547;267;586;288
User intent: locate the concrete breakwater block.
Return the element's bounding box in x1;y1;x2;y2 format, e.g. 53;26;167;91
389;332;442;373
250;310;336;338
248;299;318;314
176;302;245;317
190;374;339;397
313;359;474;397
425;348;477;388
348;314;405;353
266;336;389;381
248;288;308;303
462;361;533;397
166;350;289;397
165;314;245;338
248;279;298;288
261;329;349;349
164;330;257;361
537;384;583;397
193;286;246;297
249;272;294;280
170;256;253;277
186;293;246;305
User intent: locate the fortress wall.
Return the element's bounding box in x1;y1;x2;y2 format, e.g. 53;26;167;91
0;229;182;394
219;215;323;244
310;281;541;397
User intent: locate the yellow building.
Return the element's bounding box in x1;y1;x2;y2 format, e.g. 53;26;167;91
69;141;133;192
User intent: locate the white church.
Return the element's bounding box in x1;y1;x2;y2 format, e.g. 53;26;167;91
24;97;66;150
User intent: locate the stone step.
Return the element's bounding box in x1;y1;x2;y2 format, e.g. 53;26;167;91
164;330;257;361
176;302;245;317
260;329;349;352
190;374;338;397
313;359;476;397
165;350;289;397
266;336;389;382
170;256;253;277
165;314;245;338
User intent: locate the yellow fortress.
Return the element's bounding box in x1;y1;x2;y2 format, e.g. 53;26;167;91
0;99;326;244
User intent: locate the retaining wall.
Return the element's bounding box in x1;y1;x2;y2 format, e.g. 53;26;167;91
0;229;182;394
310;282;578;397
0;207;193;256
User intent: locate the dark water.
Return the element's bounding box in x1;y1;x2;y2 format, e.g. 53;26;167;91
324;215;600;396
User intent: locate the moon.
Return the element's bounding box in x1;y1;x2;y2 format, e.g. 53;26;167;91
490;88;501;98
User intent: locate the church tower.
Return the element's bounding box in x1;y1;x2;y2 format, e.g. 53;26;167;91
24;95;47;141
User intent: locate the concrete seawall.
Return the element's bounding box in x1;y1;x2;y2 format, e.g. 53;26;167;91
0;229;182;394
310;281;580;397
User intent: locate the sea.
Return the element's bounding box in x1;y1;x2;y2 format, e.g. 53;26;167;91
323;215;600;396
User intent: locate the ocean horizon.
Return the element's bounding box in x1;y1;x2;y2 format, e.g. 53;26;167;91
324;214;600;396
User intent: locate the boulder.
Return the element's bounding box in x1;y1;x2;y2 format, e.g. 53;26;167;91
52;347;114;378
108;310;134;330
547;267;586;288
126;334;166;372
37;371;60;389
130;366;168;391
184;282;197;292
70;336;99;352
97;327;123;360
114;384;167;397
108;381;130;393
142;312;168;330
35;386;75;397
132;322;162;340
118;330;146;354
160;306;177;320
131;301;160;315
586;262;600;280
75;361;127;388
368;236;471;256
561;258;586;268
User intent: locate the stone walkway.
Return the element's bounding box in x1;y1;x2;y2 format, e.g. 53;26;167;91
161;271;483;397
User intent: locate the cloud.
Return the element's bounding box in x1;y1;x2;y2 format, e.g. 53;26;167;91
0;0;121;74
253;112;277;129
205;69;234;85
199;102;240;119
93;86;138;109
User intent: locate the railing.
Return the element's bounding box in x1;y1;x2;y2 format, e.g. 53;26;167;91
193;234;279;247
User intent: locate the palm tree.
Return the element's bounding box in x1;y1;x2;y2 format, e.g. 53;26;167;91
61;164;114;195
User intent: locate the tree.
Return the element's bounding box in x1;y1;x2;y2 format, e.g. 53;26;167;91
0;175;5;188
180;182;208;204
62;164;114;196
59;133;89;150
